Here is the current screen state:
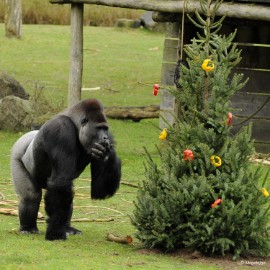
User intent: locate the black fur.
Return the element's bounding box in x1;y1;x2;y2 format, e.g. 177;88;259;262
11;99;121;240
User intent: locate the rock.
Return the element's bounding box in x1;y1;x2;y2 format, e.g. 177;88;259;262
141;11;165;32
0;71;29;100
0;96;34;131
116;19;141;28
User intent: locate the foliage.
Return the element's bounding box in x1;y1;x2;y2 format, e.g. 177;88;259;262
132;0;270;258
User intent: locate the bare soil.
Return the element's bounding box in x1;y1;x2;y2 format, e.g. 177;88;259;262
138;248;270;270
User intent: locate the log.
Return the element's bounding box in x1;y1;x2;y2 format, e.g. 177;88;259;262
104;105;159;122
106;233;133;244
50;0;270;22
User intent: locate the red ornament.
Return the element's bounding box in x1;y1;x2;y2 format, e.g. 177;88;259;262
153;84;159;96
183;149;194;161
227;112;233;126
211;198;222;208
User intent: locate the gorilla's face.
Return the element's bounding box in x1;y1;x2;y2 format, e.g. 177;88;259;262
79;118;110;154
73;99;110;155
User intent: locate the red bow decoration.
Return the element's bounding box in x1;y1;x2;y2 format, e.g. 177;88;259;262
153;84;159;96
227;112;232;126
211;198;222;208
183;149;194;161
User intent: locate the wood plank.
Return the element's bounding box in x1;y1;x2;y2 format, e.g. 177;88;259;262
234;69;270;94
231;117;270;142
231;92;270;117
237;46;270;69
162;39;179;62
254;142;270;154
160;22;180;128
50;0;270;22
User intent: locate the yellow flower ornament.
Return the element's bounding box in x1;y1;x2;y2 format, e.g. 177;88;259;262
261;188;269;197
159;128;168;140
210;155;222;167
202;59;214;72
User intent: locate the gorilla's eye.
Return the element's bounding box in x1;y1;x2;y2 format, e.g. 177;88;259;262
81;118;88;126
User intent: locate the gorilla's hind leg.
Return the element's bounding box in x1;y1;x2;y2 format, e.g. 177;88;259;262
11;155;42;234
44;182;74;240
65;202;82;236
19;195;42;234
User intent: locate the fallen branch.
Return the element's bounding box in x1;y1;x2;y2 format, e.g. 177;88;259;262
0;199;18;207
249;159;270;166
106;233;133;244
0;208;44;219
38;217;114;223
0;208;18;216
73;217;114;222
121;181;139;188
0;191;5;200
89;205;125;216
104;105;159;122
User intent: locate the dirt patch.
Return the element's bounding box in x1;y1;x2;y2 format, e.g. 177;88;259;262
138;248;270;270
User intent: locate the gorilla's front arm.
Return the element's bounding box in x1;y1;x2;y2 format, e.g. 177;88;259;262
91;148;121;199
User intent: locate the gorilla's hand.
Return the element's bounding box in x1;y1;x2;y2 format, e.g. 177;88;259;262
91;140;111;161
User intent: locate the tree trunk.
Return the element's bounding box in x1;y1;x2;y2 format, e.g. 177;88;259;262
4;0;22;38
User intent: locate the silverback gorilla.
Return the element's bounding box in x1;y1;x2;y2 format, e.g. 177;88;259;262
11;99;121;240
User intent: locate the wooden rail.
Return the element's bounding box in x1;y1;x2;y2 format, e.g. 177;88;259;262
51;0;270;22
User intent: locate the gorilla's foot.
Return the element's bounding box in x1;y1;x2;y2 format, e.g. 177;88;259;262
20;227;40;234
45;226;67;241
45;231;67;241
66;226;82;235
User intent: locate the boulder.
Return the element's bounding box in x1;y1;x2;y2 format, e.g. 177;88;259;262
0;96;34;131
0;71;29;100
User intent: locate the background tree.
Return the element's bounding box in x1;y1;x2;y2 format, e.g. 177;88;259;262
5;0;22;38
132;0;270;258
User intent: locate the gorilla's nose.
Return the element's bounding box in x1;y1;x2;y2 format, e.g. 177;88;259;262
103;138;110;149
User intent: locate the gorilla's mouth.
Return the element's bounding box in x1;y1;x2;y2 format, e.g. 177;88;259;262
101;138;111;150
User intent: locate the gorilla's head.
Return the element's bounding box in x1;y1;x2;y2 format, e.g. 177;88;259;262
64;99;111;155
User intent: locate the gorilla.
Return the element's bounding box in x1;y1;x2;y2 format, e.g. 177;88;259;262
11;99;121;240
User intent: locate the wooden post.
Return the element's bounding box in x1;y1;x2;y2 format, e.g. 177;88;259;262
68;3;84;107
159;22;180;128
4;0;22;38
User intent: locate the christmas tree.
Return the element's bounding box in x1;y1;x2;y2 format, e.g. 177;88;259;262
132;0;270;258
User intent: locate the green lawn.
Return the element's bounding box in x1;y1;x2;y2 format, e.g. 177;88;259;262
0;24;163;108
0;24;268;270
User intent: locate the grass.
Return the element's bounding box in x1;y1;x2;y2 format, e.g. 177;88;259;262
0;24;269;269
0;24;163;108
